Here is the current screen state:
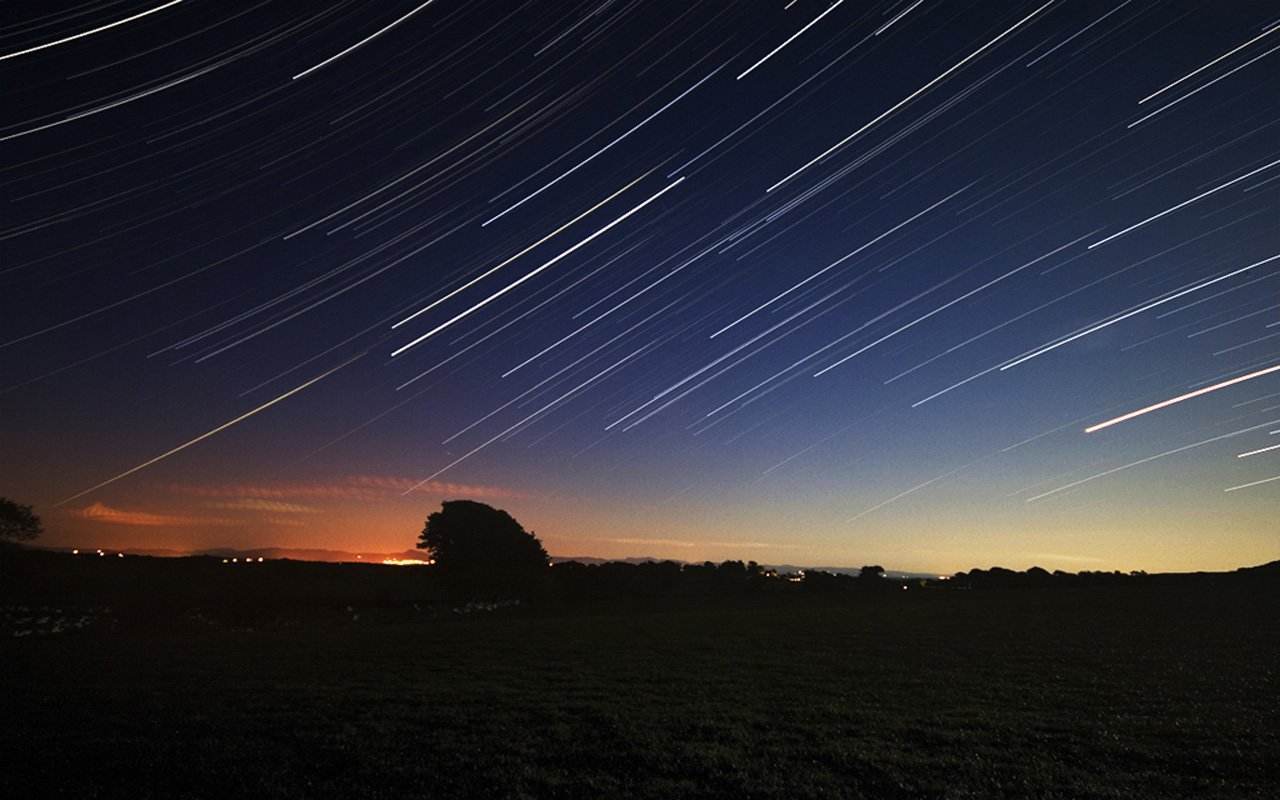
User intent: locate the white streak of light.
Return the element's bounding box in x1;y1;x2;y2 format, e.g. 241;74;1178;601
1128;41;1280;129
1237;442;1280;459
1027;418;1280;503
767;0;1053;192
1;59;222;143
0;1;187;62
1224;473;1280;492
391;171;650;329
737;0;846;80
401;344;650;491
292;1;437;80
815;230;1094;376
444;302;674;442
1002;252;1280;370
1139;22;1280;104
391;177;685;356
1088;158;1280;248
848;461;973;522
482;67;720;226
874;1;923;36
1085;363;1280;433
711;184;969;338
1025;1;1130;68
56;354;362;506
501;245;714;377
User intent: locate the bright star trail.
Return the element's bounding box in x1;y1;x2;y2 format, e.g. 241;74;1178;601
2;1;1277;572
1085;363;1280;434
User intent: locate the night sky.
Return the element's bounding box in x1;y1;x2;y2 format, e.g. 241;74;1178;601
3;1;1277;572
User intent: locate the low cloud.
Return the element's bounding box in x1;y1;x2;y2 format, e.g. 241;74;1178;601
67;502;235;528
260;516;309;528
167;475;528;502
204;499;319;513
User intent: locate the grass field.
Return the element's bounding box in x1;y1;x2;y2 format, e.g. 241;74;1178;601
4;565;1277;798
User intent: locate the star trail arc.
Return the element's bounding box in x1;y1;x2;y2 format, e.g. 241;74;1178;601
2;1;1277;571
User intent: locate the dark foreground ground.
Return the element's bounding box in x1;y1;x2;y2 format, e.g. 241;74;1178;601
3;556;1277;799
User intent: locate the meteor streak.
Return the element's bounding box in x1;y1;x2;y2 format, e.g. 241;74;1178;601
1085;364;1280;433
56;355;363;506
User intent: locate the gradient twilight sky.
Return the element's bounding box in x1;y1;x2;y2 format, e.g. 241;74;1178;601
2;1;1278;572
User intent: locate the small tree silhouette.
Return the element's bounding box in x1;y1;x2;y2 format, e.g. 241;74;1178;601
417;500;548;575
0;497;42;545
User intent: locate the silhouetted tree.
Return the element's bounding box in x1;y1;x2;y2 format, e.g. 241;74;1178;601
0;497;41;544
417;500;547;576
717;560;746;578
858;564;885;580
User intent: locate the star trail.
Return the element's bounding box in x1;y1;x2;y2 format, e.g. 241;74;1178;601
2;1;1277;571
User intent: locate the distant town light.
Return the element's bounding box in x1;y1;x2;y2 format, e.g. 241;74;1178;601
257;557;264;562
72;549;79;555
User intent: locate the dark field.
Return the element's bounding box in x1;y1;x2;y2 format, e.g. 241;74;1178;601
3;556;1277;799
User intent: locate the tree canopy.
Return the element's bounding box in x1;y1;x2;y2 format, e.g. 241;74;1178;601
417;500;548;574
0;497;42;544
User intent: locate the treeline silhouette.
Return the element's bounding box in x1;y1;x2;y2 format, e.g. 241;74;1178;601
4;498;1275;630
3;546;1276;633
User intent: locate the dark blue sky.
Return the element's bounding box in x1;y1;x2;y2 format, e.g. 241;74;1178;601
2;1;1278;571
